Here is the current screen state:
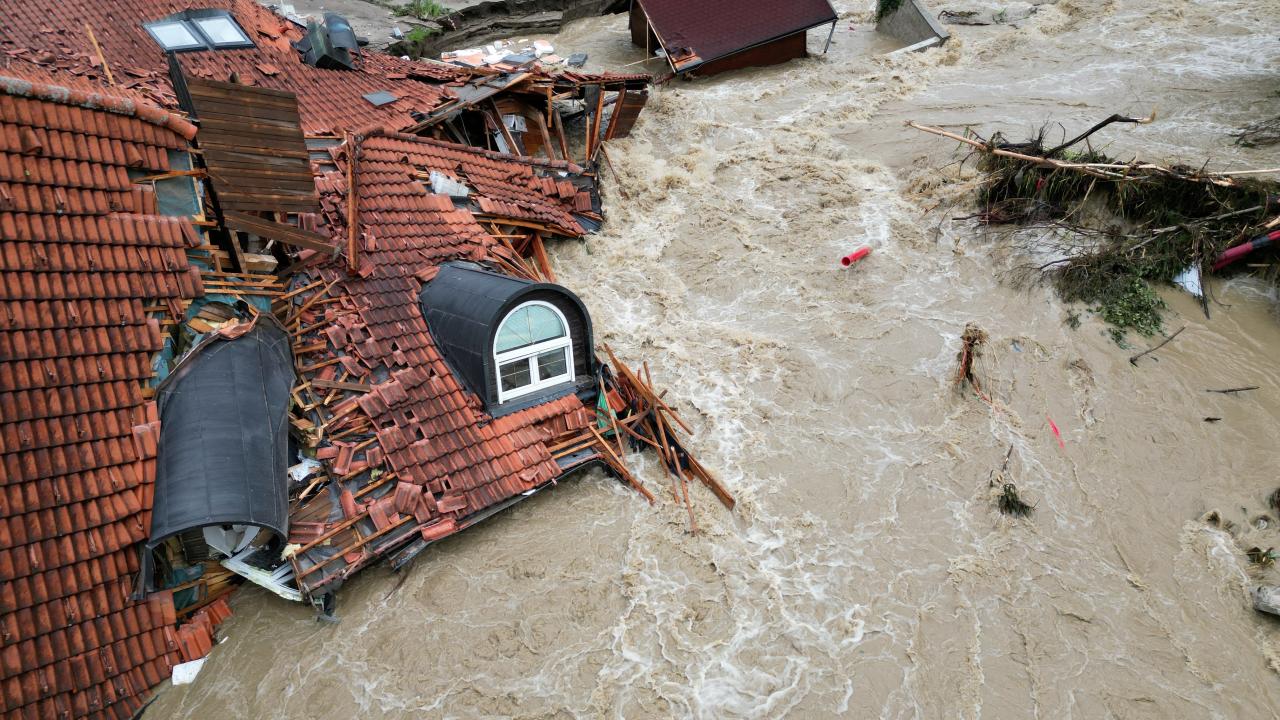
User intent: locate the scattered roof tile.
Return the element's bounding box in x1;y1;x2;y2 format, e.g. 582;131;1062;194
0;0;471;136
283;131;598;595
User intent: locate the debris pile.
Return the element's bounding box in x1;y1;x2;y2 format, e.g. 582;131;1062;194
441;37;585;70
954;322;990;401
910;117;1280;341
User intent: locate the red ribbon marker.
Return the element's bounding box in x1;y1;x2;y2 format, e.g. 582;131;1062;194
1047;415;1065;450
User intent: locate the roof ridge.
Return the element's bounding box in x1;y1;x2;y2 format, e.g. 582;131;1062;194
0;74;197;140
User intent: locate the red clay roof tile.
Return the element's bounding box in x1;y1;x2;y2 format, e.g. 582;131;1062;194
0;0;469;137
0;78;201;717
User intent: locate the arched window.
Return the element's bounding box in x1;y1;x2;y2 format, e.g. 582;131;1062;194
493;301;574;402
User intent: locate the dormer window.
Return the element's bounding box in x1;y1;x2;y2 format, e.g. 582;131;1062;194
419;262;594;415
144;10;254;52
494;302;573;402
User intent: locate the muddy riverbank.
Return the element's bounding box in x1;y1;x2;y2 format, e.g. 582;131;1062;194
151;1;1280;717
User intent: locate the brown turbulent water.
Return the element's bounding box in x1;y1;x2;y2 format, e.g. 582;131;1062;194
151;1;1280;717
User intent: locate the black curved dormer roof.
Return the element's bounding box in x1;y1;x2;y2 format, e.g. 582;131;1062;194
147;314;295;554
419;261;594;412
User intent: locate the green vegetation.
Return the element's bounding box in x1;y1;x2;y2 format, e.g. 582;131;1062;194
1095;277;1166;345
969;124;1278;344
876;0;904;22
405;26;440;44
399;0;448;19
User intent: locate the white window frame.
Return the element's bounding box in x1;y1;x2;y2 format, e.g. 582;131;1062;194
143;11;255;52
143;20;207;51
190;15;254;48
493;301;574;403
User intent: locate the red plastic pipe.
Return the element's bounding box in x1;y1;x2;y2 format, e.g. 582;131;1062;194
840;246;872;267
1212;229;1280;271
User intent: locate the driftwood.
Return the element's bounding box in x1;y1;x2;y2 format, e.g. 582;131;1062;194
602;344;735;531
1128;325;1186;365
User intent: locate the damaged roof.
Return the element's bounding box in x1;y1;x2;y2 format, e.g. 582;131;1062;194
0;0;469;136
0;0;659;709
349;132;594;238
282;131;599;595
636;0;837;68
0;76;203;720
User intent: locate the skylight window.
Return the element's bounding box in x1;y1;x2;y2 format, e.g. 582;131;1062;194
143;11;254;52
192;16;252;47
145;21;206;52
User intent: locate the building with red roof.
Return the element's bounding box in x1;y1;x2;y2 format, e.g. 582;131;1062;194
629;0;838;76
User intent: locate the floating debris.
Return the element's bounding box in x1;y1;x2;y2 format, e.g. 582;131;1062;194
441;37;563;70
954;322;990;400
1234;116;1280;147
1248;546;1278;566
909;116;1280;340
1252;585;1280;618
997;483;1035;517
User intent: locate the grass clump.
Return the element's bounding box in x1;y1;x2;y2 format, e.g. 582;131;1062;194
399;0;448;19
1093;276;1165;344
876;0;904;21
405;26;440;44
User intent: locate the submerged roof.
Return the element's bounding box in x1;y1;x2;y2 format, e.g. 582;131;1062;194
637;0;837;67
0;76;202;719
0;0;653;707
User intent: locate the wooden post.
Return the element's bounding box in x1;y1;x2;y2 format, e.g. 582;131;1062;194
552;106;571;163
490;99;523;156
583;101;593;163
533;110;557;161
530;233;556;282
603;89;627;144
85;24;116;87
590;86;607;159
346;133;360;273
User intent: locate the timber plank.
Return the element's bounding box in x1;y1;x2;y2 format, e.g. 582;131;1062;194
223;211;335;252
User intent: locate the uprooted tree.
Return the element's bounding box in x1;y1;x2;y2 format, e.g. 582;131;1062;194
910;116;1280;343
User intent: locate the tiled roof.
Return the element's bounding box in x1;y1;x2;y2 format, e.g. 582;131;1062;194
354;132;590;237
283;133;596;594
0;77;203;719
637;0;837;66
0;0;470;136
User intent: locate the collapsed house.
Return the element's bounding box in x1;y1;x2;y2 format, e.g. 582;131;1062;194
0;1;730;718
629;0;838;76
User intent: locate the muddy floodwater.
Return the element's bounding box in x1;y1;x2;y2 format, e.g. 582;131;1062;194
151;1;1280;717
